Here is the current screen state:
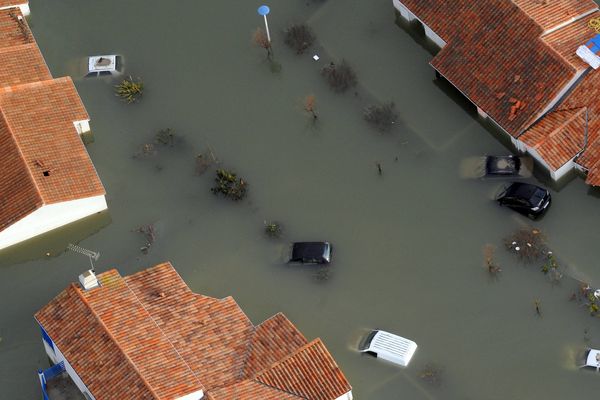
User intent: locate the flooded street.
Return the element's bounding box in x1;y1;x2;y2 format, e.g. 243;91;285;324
3;0;600;398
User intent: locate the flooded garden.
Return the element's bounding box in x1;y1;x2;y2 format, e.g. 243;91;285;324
3;0;600;398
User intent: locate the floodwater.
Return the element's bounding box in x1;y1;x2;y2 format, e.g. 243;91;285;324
2;0;600;398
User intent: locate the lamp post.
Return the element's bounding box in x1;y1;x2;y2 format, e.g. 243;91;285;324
257;5;271;43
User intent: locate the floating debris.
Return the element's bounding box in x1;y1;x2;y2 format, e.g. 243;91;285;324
504;228;547;263
133;224;156;254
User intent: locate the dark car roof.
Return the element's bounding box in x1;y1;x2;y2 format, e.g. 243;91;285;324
291;242;330;260
504;182;546;200
485;156;520;175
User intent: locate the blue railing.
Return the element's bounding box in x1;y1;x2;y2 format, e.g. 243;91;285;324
38;361;65;400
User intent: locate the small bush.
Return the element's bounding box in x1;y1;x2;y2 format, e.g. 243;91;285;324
155;128;175;146
364;102;398;132
419;363;443;387
284;24;315;54
321;61;357;93
264;221;283;238
115;76;144;103
211;169;248;201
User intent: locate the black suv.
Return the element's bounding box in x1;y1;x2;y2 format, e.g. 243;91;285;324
496;182;551;218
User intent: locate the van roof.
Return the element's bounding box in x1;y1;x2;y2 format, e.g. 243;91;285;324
364;330;417;366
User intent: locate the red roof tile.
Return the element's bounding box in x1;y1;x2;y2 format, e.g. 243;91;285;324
0;78;105;230
520;107;587;169
255;339;352;400
36;262;352;400
512;0;597;31
0;6;105;231
0;8;31;49
0;43;51;86
401;0;577;137
542;10;600;71
0;1;27;8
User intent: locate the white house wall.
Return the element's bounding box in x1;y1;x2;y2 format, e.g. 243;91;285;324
0;3;30;15
175;390;205;400
335;391;353;400
525;146;576;180
394;0;447;48
0;195;107;250
39;330;96;400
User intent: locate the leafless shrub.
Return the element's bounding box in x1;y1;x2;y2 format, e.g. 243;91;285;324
364;102;398;132
304;95;318;120
321;60;357;93
284;23;315;54
483;244;502;277
133;224;156;254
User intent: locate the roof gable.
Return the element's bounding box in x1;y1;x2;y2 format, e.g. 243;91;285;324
255;339;352;400
512;0;597;32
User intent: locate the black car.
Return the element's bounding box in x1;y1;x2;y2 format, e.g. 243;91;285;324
496;182;551;218
289;242;332;264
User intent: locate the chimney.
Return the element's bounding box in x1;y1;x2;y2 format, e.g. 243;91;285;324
78;270;99;290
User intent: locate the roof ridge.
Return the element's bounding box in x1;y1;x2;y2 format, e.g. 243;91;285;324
254;338;324;378
68;281;161;400
122;265;206;392
534;106;587;148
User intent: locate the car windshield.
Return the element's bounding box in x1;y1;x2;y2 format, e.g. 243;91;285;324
359;330;378;351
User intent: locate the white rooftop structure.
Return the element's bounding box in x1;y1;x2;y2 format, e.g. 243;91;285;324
359;329;418;367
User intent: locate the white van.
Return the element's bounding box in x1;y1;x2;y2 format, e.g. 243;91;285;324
359;329;417;367
86;55;122;77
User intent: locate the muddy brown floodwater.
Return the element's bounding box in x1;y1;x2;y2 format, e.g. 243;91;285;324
2;0;600;399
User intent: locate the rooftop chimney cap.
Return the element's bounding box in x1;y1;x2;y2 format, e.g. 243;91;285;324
79;270;99;290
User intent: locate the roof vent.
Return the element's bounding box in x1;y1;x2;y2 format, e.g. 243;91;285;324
78;270;99;290
576;34;600;69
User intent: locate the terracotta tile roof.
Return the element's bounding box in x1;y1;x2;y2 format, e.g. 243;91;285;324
243;313;308;378
0;42;51;86
0;113;41;230
125;264;255;390
512;0;597;32
0;1;27;8
555;65;600;184
0;8;31;49
36;262;352;400
35;270;205;400
401;0;577;137
0;77;105;230
542;10;600;71
520;107;587;169
255;339;352;400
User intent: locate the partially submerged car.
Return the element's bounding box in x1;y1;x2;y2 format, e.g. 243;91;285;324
86;55;122;77
581;348;600;371
496;182;551;218
460;155;532;179
289;242;331;264
358;329;418;367
485;155;531;177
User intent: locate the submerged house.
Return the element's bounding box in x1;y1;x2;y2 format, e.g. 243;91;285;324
35;262;353;400
393;0;600;186
0;2;106;250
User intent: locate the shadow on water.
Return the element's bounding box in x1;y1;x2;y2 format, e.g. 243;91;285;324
0;211;111;268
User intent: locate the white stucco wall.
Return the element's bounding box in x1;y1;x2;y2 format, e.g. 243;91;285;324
335;391;353;400
526;146;576;180
38;327;96;400
394;0;447;48
0;3;29;15
74;120;91;134
175;390;205;400
0;195;107;250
